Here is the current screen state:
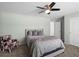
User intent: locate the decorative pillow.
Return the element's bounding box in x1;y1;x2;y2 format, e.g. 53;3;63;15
27;31;32;36
3;35;11;40
37;30;43;36
27;29;43;36
32;30;36;36
27;36;44;40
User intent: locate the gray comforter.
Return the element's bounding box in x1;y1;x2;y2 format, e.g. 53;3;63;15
26;36;65;57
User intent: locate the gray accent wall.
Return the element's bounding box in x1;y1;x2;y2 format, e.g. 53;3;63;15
54;16;64;42
60;17;64;42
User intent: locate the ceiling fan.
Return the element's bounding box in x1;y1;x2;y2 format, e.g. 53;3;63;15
36;2;60;14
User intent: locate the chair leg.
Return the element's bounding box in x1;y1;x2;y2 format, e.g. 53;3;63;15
8;48;11;53
0;49;1;51
2;49;4;52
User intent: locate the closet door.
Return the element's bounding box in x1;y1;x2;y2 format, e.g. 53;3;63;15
70;17;79;47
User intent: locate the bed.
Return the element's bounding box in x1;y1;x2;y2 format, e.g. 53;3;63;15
25;29;65;57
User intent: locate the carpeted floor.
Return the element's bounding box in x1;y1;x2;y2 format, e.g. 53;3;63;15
56;44;79;57
0;44;79;57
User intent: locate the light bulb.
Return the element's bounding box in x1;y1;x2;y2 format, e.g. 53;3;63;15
45;10;50;14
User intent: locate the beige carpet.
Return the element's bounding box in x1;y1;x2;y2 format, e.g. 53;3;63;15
56;44;79;57
0;44;79;57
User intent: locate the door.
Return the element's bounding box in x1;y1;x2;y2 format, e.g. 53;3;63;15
70;17;79;47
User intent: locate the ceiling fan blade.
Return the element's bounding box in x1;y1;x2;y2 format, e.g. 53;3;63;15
39;10;45;13
37;6;45;9
49;2;56;8
51;8;60;11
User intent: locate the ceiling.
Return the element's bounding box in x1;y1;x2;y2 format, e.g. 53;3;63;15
0;2;79;18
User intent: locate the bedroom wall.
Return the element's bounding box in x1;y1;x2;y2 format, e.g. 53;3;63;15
54;17;64;39
64;12;79;46
54;19;61;38
64;15;70;44
0;12;50;44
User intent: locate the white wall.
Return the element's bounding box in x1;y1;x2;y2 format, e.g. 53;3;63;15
0;12;50;44
64;12;79;46
54;20;61;38
64;15;70;44
70;16;79;47
54;17;63;39
50;22;54;36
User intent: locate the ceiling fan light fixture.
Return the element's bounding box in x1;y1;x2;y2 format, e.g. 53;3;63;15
45;10;50;14
37;2;60;14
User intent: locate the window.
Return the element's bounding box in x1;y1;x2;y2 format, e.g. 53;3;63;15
50;21;54;36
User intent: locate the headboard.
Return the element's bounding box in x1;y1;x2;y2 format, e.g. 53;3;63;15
25;29;43;37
